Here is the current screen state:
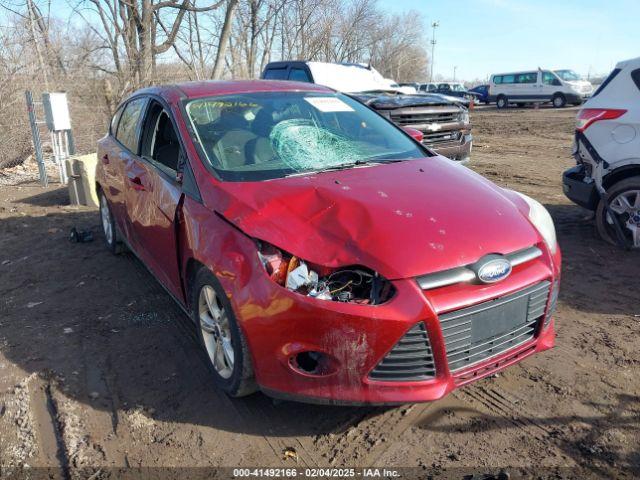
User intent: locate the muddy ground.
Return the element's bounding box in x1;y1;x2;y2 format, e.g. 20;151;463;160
0;106;638;479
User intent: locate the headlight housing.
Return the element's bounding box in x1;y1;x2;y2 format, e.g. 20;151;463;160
513;191;558;254
256;241;395;305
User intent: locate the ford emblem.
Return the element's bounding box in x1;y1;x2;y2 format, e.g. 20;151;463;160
476;256;512;284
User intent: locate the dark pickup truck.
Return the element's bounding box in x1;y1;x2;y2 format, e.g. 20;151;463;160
261;61;472;162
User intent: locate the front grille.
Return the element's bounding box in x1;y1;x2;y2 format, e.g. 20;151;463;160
369;323;435;381
422;130;462;145
390;110;459;125
440;281;551;372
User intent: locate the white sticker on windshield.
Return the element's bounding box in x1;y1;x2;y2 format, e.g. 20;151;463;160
304;97;354;112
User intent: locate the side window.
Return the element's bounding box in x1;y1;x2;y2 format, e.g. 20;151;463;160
542;71;560;85
502;74;515;84
516;72;537;84
140;101;180;173
493;76;502;84
110;105;124;135
116;98;146;153
288;68;311;83
263;68;288;80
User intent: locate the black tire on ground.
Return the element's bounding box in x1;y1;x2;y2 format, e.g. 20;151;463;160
98;189;126;254
496;95;508;109
552;93;567;108
516;102;525;108
596;176;640;249
191;267;258;397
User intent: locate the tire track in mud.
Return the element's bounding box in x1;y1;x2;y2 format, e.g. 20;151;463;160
453;384;557;444
311;403;436;466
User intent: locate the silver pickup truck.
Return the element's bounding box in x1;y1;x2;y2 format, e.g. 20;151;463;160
261;61;473;163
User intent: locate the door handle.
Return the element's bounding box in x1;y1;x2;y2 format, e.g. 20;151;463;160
127;175;145;191
101;154;109;164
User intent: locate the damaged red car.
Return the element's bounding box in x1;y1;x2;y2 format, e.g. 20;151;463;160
96;80;561;404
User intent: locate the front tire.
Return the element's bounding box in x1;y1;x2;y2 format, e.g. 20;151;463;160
596;177;640;249
552;93;566;108
99;190;125;254
496;95;508;109
192;268;257;397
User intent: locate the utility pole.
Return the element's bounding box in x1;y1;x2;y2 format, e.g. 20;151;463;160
429;21;439;83
453;66;457;82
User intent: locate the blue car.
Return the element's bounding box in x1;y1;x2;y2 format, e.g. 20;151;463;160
469;84;491;104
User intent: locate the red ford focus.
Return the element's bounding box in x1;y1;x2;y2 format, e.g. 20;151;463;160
96;81;560;404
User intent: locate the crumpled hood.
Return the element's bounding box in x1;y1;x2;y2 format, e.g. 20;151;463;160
210;157;540;279
351;92;462;109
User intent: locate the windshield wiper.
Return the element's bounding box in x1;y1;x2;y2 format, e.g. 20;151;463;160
285;158;412;177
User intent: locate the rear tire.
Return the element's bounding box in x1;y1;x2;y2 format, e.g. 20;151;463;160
99;190;125;255
552;93;566;108
191;268;257;397
496;95;508;109
596;176;640;249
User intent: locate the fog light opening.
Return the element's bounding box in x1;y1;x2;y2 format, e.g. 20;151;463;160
290;351;334;376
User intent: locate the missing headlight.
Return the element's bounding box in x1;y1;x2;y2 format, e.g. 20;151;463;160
257;241;395;305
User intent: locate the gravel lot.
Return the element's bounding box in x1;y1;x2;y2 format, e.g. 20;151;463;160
0;106;638;479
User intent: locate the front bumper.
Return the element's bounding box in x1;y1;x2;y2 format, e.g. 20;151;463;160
563;164;599;210
242;245;560;405
430;131;473;162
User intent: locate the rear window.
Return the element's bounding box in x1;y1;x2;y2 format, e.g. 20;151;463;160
116;98;146;153
263;68;288;80
592;68;621;97
630;68;640;91
289;68;311;83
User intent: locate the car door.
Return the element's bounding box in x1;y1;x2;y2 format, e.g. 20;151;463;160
112;97;148;244
516;71;538;100
124;98;184;299
540;70;560;101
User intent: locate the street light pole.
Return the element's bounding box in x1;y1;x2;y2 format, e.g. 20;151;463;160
453;66;457;82
429;21;439;83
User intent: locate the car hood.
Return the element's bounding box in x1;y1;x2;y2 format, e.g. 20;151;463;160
351;92;463;109
210;156;540;280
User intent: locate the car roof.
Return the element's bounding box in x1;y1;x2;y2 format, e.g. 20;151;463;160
133;80;333;101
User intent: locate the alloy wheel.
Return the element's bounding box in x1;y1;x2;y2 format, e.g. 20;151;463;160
607;189;640;248
198;285;235;379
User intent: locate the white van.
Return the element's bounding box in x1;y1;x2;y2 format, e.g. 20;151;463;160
489;69;590;109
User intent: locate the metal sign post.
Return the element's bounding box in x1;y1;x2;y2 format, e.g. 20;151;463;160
25;90;48;187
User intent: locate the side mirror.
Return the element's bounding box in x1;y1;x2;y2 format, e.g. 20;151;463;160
553;79;562;86
402;127;424;143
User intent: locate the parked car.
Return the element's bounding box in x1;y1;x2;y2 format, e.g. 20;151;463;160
490;69;591;108
469;84;491;104
430;82;480;102
562;57;640;248
419;83;438;93
262;61;473;162
97;80;561;404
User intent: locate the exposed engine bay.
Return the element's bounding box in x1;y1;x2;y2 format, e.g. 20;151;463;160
257;241;395;305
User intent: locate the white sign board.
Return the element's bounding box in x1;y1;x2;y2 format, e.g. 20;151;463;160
43;92;71;131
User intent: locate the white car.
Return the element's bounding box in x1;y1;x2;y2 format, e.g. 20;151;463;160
489;69;589;108
562;57;640;248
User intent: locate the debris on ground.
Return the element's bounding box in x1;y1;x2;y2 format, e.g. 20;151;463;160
69;227;94;243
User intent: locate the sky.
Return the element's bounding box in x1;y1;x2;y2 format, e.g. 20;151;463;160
378;0;639;82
